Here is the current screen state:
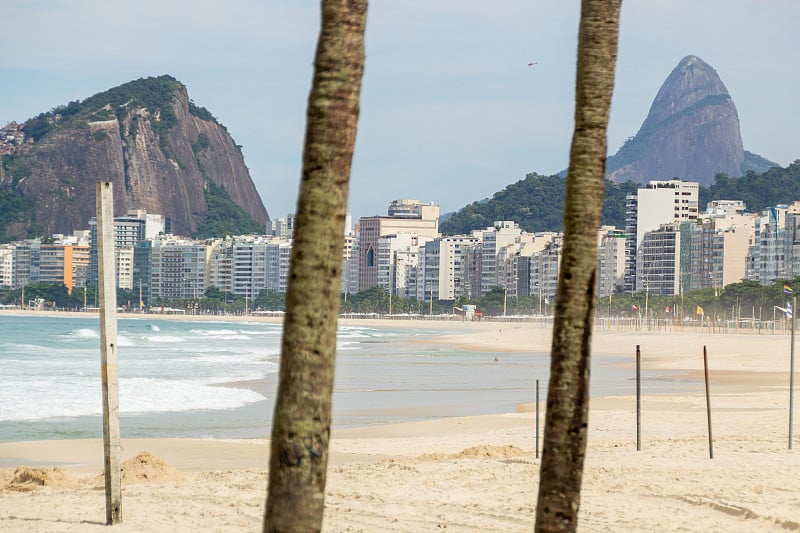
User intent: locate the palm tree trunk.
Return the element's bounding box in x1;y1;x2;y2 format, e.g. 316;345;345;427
264;2;367;532
534;1;621;531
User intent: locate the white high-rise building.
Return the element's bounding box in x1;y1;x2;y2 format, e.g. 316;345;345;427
625;179;699;292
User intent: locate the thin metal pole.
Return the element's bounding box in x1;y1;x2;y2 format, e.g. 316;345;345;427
636;345;641;451
703;345;713;459
535;379;540;459
790;295;796;449
97;182;121;523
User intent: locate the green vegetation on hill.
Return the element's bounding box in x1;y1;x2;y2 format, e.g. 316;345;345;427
0;152;39;242
441;161;800;236
440;173;639;235
701;160;800;211
23;75;186;143
741;150;779;174
193;182;265;239
0;186;38;243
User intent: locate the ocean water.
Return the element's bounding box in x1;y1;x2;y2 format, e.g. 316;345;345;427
0;314;695;442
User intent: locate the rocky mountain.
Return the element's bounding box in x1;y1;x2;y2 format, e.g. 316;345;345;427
606;55;776;186
0;75;269;240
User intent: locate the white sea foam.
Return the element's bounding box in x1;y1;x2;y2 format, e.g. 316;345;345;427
67;328;100;340
141;335;185;343
116;335;135;347
0;375;268;422
0;316;402;432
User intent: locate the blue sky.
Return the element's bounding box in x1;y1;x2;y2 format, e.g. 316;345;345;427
2;1;798;222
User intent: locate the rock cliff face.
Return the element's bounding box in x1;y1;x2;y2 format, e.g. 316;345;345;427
606;55;746;186
1;76;268;238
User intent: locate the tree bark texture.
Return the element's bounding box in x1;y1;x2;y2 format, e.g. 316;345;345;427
264;1;367;532
534;1;621;532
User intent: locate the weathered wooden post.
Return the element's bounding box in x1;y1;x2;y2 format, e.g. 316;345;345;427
636;344;641;451
789;294;796;450
97;181;121;523
703;345;713;459
535;378;540;459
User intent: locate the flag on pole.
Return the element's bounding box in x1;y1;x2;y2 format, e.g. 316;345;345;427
696;305;704;316
784;284;794;295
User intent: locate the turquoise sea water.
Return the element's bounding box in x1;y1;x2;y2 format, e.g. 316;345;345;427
0;314;694;442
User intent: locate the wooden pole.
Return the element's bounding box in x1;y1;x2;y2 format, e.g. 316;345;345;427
97;182;121;524
790;294;796;450
636;345;641;451
535;378;540;459
703;345;713;459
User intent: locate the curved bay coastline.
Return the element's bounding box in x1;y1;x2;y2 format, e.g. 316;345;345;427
2;309;710;443
1;310;798;531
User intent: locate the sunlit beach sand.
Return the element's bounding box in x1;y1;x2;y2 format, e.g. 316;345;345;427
1;311;798;531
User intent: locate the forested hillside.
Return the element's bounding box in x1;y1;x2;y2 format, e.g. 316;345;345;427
440;173;639;235
440;161;800;236
700;160;800;212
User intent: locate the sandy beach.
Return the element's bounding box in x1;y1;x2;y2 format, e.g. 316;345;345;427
1;314;799;531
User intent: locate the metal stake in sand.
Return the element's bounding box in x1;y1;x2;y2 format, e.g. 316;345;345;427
535;378;540;459
97;182;122;523
636;345;641;451
790;294;796;450
703;345;713;459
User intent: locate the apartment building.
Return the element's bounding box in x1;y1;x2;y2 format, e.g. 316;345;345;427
148;237;208;301
357;200;439;291
597;227;627;298
264;239;292;294
625;179;699;292
637;224;681;296
0;245;14;289
38;243;90;294
88;210;165;287
419;235;480;301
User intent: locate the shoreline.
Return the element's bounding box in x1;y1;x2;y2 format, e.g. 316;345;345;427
2;311;798;531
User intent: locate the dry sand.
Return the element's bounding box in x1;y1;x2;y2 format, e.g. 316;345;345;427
1;314;799;531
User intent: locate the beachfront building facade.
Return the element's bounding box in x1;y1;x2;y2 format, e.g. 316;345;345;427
342;232;359;297
38;243;90;294
418;235;480;301
147;237;208;302
682;203;755;293
597;227;627;298
357;200;440;292
264;239;292;294
744;201;800;284
375;233;434;298
745;205;790;285
88;209;165;289
637;224;681;296
477;221;539;297
624;179;699;293
529;236;563;305
785;207;800;279
0;245;13;289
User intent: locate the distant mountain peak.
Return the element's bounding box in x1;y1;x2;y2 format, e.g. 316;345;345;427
605;55;774;186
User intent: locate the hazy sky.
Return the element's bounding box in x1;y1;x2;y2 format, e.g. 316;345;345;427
2;1;798;222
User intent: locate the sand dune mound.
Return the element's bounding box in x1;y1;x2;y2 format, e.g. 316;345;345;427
453;444;529;459
416;444;529;462
1;466;78;492
120;451;185;484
